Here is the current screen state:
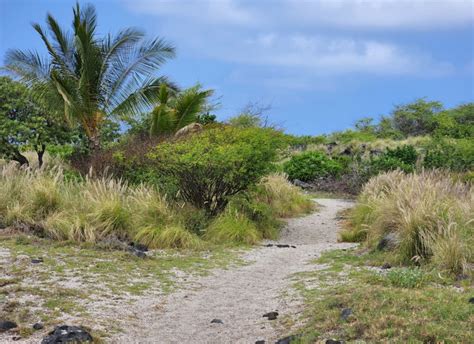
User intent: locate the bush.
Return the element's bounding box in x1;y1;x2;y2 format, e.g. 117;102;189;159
283;151;342;182
423;138;474;172
369;145;417;174
148;126;285;214
346;170;473;275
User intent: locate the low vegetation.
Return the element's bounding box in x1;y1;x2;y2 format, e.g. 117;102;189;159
0;163;312;249
292;249;473;343
340;170;473;276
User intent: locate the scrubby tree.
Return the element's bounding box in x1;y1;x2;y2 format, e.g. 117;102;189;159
4;2;175;151
0;77;71;167
391;99;443;137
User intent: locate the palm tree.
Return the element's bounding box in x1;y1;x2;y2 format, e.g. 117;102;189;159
4;2;175;151
150;84;213;136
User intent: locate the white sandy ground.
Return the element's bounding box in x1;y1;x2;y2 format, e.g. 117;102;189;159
1;199;356;343
111;198;356;344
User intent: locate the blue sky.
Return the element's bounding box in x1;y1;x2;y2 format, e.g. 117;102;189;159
1;0;473;135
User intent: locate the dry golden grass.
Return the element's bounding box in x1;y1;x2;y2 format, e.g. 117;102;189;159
344;170;473;275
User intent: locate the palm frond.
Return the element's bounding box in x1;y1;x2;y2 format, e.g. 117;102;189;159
174;86;214;129
3;49;50;84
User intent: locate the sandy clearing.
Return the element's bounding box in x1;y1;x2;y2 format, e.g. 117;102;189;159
110;198;356;344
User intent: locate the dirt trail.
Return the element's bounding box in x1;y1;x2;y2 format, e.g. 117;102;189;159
112;199;355;344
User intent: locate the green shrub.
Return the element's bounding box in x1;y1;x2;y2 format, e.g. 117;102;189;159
148;126;285;214
423;139;474;172
385;145;418;165
283;151;342;182
370;155;414;174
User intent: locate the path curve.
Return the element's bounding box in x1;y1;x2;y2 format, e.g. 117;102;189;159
112;199;355;344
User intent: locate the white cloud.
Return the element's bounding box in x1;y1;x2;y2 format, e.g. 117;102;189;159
129;0;474;30
286;0;474;30
123;0;463;87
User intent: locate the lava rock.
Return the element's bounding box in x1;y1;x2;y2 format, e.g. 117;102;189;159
41;325;93;344
264;244;274;247
469;297;474;304
276;244;290;248
33;323;44;330
377;232;399;251
128;247;147;258
263;311;279;320
291;245;296;248
0;320;18;332
381;263;392;270
31;258;44;264
130;242;148;252
340;308;353;321
210;319;223;324
293;179;312;190
326;340;344;344
276;335;301;344
255;341;265;344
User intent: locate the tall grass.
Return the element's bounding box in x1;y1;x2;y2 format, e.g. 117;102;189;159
343;170;473;275
255;173;314;217
0;166;314;249
0;163;202;249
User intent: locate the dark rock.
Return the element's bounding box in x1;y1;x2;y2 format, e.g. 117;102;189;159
326;340;344;344
377;232;399;251
255;341;265;344
340;308;352;321
210;319;223;324
12;336;21;341
128;247;146;258
381;263;392;270
130;242;148;252
31;258;43;264
33;323;44;330
276;334;301;344
293;179;312;190
41;325;93;344
263;311;278;320
0;320;18;332
276;244;290;248
291;245;296;248
264;244;274;247
469;297;474;304
341;147;352;156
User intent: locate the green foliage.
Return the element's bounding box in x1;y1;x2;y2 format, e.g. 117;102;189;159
4;3;175;150
423;139;474;172
148;126;285;214
386;268;425;288
369;145;417;174
283;151;342;182
391;99;443;137
135;226;203;250
149;84;213;136
0;77;71;166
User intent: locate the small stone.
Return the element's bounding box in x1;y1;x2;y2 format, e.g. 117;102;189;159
0;320;18;332
31;258;43;264
12;336;21;341
326;340;344;344
291;245;296;248
276;244;290;248
276;335;301;344
210;319;223;324
262;311;278;320
264;244;274;247
340;308;352;321
255;340;265;344
33;323;44;330
381;263;392;269
41;325;93;344
469;297;474;304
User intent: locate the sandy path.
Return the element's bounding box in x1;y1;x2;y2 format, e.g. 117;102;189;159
112;199;355;344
